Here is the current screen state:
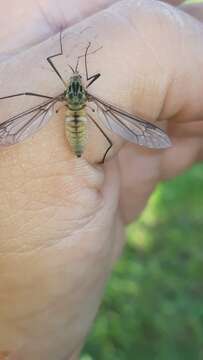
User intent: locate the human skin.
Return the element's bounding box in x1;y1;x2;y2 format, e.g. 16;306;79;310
0;0;203;359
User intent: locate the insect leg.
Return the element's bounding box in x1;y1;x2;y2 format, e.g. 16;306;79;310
47;31;67;87
88;113;112;163
85;42;101;88
0;92;54;100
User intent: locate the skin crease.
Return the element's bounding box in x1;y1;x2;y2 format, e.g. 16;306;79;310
0;0;203;359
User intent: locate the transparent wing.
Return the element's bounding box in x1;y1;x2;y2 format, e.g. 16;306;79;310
0;97;62;146
87;95;171;149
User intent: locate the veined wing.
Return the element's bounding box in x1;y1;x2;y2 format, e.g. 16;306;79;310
0;95;63;145
87;94;171;149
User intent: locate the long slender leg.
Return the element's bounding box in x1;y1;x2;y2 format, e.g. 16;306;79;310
88;113;112;163
85;42;101;88
46;32;67;87
0;92;53;100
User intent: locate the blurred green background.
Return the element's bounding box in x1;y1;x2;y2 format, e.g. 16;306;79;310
81;163;203;360
81;1;203;359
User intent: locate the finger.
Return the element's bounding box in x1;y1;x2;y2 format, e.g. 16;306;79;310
119;134;202;223
0;0;116;58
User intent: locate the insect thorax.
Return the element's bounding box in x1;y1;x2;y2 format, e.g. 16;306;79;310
65;74;87;111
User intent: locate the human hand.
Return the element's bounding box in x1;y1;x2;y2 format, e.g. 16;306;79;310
0;1;202;359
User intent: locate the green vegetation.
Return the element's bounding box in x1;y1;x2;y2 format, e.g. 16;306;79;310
82;163;203;360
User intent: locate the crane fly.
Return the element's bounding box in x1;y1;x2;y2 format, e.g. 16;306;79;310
0;32;171;163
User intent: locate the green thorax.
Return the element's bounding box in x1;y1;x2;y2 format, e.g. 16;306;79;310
65;74;87;111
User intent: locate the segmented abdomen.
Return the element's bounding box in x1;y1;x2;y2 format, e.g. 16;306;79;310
64;111;88;158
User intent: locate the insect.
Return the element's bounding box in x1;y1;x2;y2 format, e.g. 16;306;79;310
0;32;171;163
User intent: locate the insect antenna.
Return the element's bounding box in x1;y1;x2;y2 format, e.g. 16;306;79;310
67;42;102;78
67;64;75;73
74;55;80;73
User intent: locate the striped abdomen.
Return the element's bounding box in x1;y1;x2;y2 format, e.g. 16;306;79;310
64;109;88;158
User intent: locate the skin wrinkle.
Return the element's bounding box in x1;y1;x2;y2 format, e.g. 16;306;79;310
0;256;107;322
0;166;105;252
0;205;102;253
0;222;116;358
36;0;65;34
0;158;117;253
5;161;104;194
1;147;104;209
